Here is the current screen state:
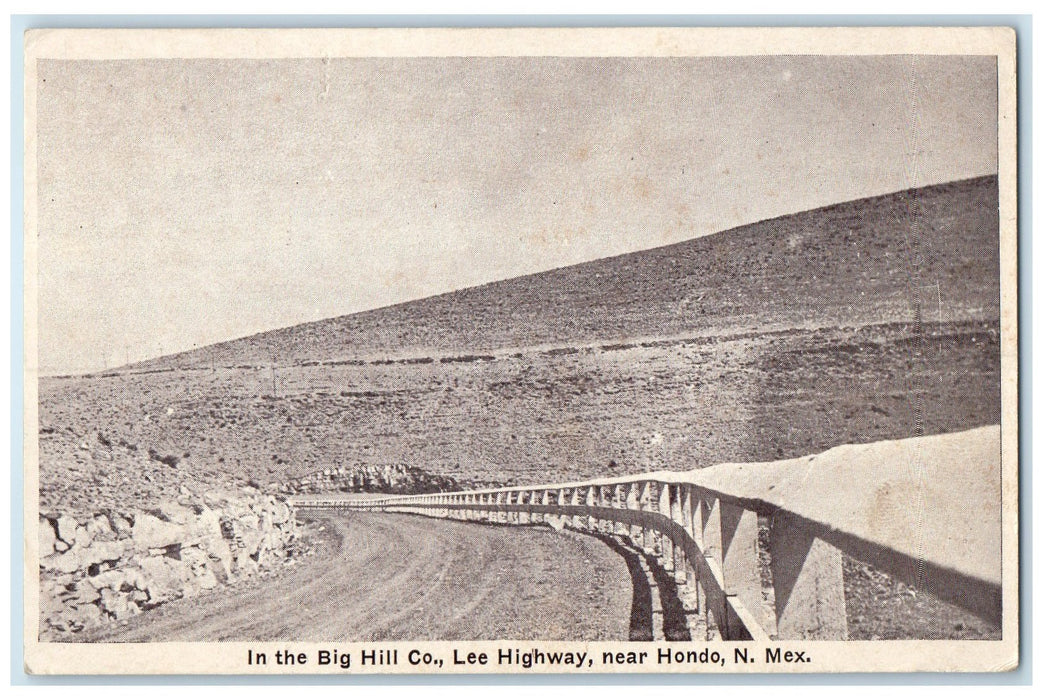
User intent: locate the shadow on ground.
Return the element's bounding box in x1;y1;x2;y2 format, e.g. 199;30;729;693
591;533;691;642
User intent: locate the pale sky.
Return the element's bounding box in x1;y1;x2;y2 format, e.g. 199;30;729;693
35;56;997;374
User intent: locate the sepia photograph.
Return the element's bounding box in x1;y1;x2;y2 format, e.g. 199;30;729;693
22;26;1018;674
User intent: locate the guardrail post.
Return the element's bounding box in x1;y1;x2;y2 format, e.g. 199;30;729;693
597;486;612;534
626;483;641;545
700;495;725;637
640;482;656;555
568;487;580;529
670;485;686;584
658;482;674;572
518;491;531;524
539;489;550;525
556;488;567;530
505;491;516;524
614;484;627;536
586;486;597;532
593;486;604;533
769;511;848;640
720;502;762;640
680;486;702;617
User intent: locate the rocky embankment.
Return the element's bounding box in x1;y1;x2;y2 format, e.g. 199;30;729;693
282;462;461;495
38;487;303;640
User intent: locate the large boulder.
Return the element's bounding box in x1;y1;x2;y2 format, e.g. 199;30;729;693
138;556;188;605
41;539;125;574
201;536;234;582
157;501;195;525
55;514;79;545
189;507;223;540
114;566;149;592
99;587;137;620
132;513;185;549
39;579;67;615
181;547;218;590
234;550;258;576
86;514;116;542
270;501;291;524
68;579;101;605
41;550;83;574
39;517;57;557
108;512;133;539
45;601;105;634
78;539;126;569
72;525;93;550
88;568;127;591
237;523;264;556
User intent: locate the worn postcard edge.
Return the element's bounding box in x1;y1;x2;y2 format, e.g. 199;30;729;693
21;26;1020;675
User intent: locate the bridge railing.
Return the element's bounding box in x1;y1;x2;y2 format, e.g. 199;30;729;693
294;425;1002;641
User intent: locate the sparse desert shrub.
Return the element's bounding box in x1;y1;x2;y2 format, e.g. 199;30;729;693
147;448;179;469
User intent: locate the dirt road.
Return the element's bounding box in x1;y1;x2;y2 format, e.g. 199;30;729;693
88;512;634;642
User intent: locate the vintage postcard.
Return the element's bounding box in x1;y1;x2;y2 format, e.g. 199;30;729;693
22;26;1018;675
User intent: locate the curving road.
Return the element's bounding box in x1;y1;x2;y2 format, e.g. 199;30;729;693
87;512;637;642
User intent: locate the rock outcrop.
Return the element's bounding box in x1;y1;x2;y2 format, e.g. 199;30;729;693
38;487;302;640
282;463;460;495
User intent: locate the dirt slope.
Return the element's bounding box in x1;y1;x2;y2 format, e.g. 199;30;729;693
86;512;632;642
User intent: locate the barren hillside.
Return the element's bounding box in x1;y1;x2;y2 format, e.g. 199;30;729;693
133;175;998;370
38;176;1000;515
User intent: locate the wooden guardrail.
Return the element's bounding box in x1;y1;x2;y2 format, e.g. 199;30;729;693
294;425;1002;641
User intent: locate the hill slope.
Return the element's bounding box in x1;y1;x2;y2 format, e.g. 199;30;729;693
142;175;997;370
39;176;1000;514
